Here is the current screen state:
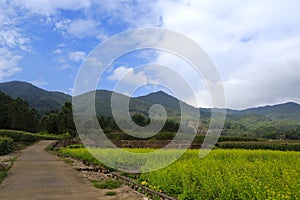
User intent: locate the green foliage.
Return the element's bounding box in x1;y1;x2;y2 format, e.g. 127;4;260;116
58;147;103;166
41;111;59;133
0;137;14;155
162;120;179;132
91;179;121;189
217;141;300;151
62;158;73;164
192;135;258;144
0;92;40;132
132;113;149;126
105;191;117;196
67;144;84;149
284;126;300;140
0;88;76;135
58;147;300;199
0;162;13;184
0;81;71;114
1;81;300;140
139;149;300;199
41;102;76;135
0;130;61;143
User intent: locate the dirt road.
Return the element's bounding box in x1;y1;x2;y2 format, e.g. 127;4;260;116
0;140;143;200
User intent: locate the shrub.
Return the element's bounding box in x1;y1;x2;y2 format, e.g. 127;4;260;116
105;191;117;196
0;129;61;143
0;137;14;155
217;141;300;151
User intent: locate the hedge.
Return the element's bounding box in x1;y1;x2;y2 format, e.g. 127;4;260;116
192;135;258;144
0;130;61;143
0;137;14;155
217;141;300;151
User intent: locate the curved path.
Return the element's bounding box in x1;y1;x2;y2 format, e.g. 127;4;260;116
0;140;132;200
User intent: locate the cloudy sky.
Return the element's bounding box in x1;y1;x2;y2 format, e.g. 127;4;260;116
0;0;300;109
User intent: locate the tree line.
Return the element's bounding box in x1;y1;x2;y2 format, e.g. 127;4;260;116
0;92;75;135
0;92;180;136
0;91;300;140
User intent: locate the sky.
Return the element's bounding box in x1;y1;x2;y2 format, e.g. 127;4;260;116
0;0;300;109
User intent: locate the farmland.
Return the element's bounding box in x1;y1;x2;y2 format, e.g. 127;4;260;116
59;147;300;199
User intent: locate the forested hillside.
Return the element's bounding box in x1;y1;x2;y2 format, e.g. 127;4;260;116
0;81;300;140
0;81;71;114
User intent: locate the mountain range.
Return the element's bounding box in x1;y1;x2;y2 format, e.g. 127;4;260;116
0;81;300;121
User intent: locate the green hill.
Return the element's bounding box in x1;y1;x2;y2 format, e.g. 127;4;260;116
0;81;300;122
0;81;71;114
240;102;300;121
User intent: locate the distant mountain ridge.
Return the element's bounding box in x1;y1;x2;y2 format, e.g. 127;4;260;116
0;81;300;121
0;81;71;114
229;102;300;121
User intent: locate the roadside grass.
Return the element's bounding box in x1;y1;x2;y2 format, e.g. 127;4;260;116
105;191;117;196
91;179;122;189
0;157;16;184
62;157;73;164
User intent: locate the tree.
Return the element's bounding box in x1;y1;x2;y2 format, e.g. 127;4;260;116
162;120;179;132
41;111;59;133
7;97;40;132
57;102;76;136
132;113;147;126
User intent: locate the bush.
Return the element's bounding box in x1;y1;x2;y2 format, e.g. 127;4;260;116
217;141;300;151
0;137;14;155
192;135;258;145
0;129;61;143
105;191;117;196
91;179;121;189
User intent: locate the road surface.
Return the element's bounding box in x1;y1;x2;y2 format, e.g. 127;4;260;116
0;140;142;200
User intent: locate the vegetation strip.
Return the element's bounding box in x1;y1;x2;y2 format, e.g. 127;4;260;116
0;137;14;156
50;142;178;200
0;130;61;143
56;144;300;199
0;153;18;184
111;172;177;200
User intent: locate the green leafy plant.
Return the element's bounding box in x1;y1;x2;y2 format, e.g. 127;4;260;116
91;179;122;189
105;191;117;196
0;137;14;155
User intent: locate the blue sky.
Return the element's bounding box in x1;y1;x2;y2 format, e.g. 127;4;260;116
0;0;300;109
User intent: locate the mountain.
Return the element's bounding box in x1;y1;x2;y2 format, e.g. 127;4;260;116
74;90;183;120
0;81;71;114
239;102;300;121
0;81;300;121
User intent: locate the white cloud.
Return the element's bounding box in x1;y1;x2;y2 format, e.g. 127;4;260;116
107;66;148;94
0;1;32;80
54;18;104;39
108;66;147;85
16;0;91;16
1;0;299;109
92;1;162;28
68;19;99;38
0;48;22;80
148;0;300;109
69;51;86;62
53;49;62;54
68;87;75;95
31;79;48;87
0;1;31;52
0;29;31;52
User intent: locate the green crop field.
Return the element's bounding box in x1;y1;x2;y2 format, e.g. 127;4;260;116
59;147;300;199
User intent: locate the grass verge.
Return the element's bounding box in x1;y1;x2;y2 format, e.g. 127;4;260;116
91;179;122;189
0;157;16;184
105;191;117;196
